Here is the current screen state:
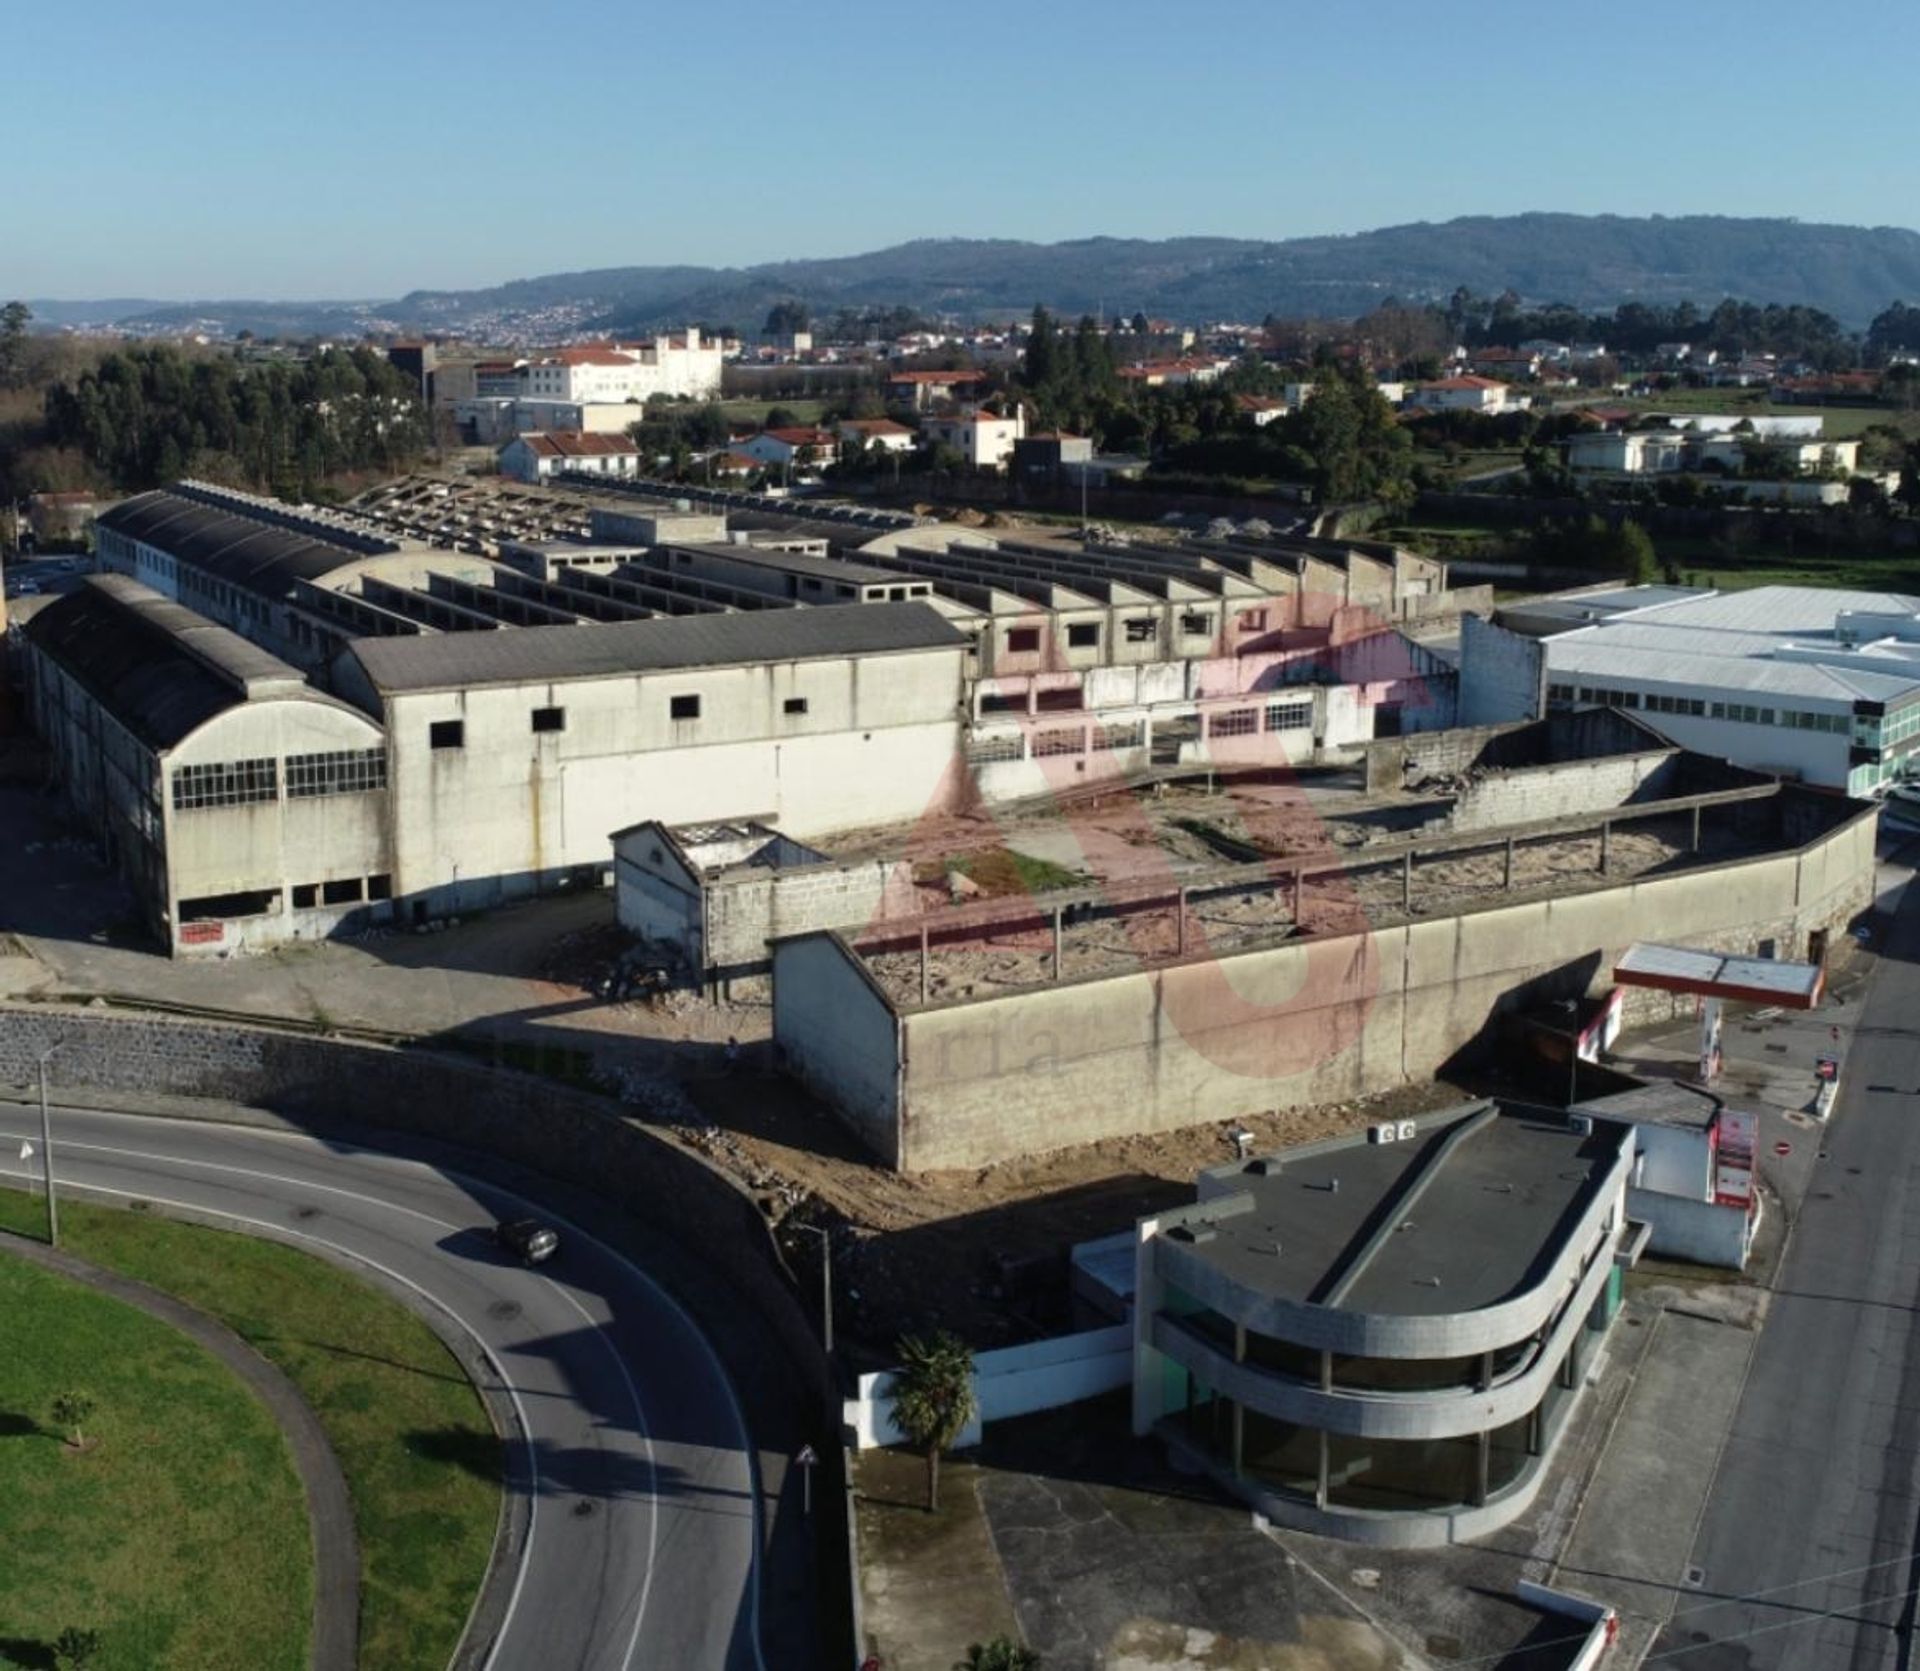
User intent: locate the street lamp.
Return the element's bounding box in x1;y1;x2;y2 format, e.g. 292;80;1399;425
37;1042;63;1246
788;1221;833;1359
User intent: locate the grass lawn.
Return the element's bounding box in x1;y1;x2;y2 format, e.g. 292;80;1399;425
0;1188;501;1671
0;1255;312;1671
717;397;828;426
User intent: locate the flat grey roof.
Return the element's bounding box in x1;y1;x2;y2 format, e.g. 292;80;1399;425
344;598;966;693
1176;1104;1624;1317
662;542;900;586
1615;941;1824;1005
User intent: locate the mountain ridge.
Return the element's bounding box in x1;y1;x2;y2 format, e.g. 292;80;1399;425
28;214;1920;336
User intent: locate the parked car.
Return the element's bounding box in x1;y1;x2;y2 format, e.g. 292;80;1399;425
495;1218;559;1265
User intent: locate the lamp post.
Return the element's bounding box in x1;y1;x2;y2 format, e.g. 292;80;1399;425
789;1222;833;1358
37;1042;63;1246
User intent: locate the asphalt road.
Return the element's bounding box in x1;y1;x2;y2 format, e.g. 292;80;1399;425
1652;853;1920;1670
0;1107;767;1671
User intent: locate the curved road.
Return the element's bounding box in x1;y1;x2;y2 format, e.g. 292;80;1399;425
0;1107;767;1671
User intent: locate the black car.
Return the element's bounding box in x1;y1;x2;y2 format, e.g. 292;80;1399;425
496;1218;560;1265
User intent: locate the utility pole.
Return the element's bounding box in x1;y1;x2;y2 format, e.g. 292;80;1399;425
37;1043;63;1246
791;1222;833;1358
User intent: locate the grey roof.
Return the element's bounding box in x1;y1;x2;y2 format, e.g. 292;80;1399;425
1175;1103;1625;1317
97;489;376;602
345;598;967;694
663;542;901;586
24;575;310;751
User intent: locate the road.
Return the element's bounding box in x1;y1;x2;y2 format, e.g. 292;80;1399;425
0;1107;767;1671
1652;850;1920;1669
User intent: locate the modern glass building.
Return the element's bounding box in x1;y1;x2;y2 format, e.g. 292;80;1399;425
1131;1102;1635;1547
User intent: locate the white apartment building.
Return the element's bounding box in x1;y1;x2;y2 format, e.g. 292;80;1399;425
1409;376;1515;413
519;330;724;404
920;407;1027;469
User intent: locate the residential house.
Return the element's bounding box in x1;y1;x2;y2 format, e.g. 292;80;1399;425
836;418;918;456
920;407;1028;469
735;427;838;472
1408;375;1515;414
499;430;642;485
885;369;991;412
1467;347;1542;381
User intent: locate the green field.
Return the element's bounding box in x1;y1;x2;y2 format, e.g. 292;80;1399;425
716;397;829;425
0;1189;501;1671
0;1254;313;1671
1616;390;1920;440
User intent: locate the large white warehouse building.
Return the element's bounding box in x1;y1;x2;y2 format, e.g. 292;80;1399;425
1506;584;1920;796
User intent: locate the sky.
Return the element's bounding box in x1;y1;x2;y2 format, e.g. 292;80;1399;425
14;0;1920;300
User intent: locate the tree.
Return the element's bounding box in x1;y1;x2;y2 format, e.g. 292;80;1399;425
0;300;29;388
956;1638;1039;1671
890;1331;976;1512
764;301;810;339
51;1390;94;1448
1614;519;1657;584
54;1627;101;1671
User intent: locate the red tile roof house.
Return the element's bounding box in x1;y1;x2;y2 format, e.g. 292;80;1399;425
733;427;838;469
499;429;642;483
836;418;918;454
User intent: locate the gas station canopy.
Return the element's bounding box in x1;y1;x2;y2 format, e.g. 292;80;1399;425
1612;942;1825;1009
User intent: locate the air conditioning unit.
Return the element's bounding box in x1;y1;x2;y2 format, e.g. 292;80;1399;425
1397;1121;1417;1140
1372;1123;1398;1144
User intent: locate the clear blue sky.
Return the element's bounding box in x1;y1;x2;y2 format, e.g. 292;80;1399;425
16;0;1920;299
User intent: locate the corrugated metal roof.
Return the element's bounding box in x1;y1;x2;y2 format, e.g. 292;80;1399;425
345;598;967;693
97;490;374;601
23;576;310;751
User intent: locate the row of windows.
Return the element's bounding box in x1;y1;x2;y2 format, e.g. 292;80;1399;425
427;695;814;750
286;749;388;797
1006;612;1232;655
1549;684;1848;734
172;758;278;810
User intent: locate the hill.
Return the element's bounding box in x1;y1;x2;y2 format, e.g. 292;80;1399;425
30;215;1920;337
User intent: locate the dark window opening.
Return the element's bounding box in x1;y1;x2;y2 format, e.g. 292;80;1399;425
1239;609;1268;633
321;878;364;906
1067;622;1100;648
178;888;280;922
980;692;1025;714
291;883;319;910
430;719;465;750
784;697;809;715
1124;618;1157;643
1035;687;1085;712
670;694;701;720
1007;626;1042;653
531;706;566;733
1180;612;1213;636
366;874;393;901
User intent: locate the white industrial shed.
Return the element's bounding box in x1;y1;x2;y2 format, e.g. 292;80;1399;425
24;576;394;955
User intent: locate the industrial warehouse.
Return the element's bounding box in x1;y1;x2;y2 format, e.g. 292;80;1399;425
20;476;1471;954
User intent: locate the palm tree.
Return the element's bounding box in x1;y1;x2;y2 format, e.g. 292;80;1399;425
957;1638;1039;1671
889;1331;976;1512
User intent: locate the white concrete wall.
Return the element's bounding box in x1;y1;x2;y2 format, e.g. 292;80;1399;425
844;1324;1132;1450
771;935;903;1165
380;644;967;903
1460;615;1545;728
1627;1186;1750;1268
1632;1121;1713;1200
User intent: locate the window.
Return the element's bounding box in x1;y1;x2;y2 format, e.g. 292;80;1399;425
1239;609;1268;633
1209;708;1258;738
670;694;701;720
1007;626;1041;654
783;697;809;715
531;706;566;733
1032;728;1084;758
1180;612;1213;637
366;874;392;901
321;878;364;906
1124;617;1158;643
1266;699;1311;732
429;720;465;750
1066;622;1100;649
286;748;387;798
965;733;1024;765
291;884;319;910
171;758;278;811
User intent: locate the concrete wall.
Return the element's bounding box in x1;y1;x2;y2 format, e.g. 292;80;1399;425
706;861;904;974
834;809;1875;1170
1632;1121;1713;1200
380;644;966;910
1450;750;1673;832
1628;1186;1750;1268
772;935;904;1166
844;1323;1131;1451
1459;614;1545;728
